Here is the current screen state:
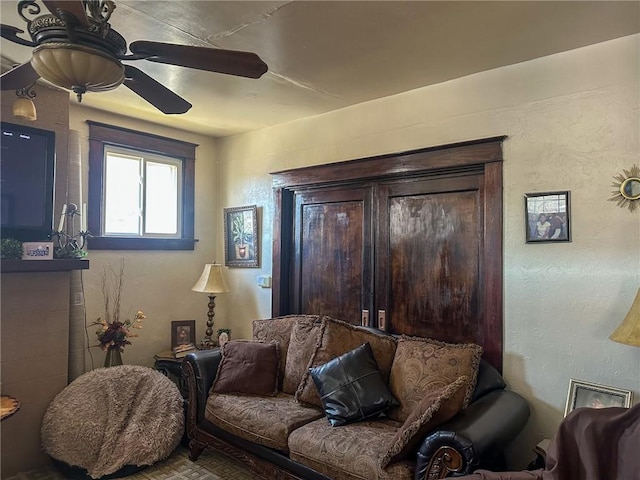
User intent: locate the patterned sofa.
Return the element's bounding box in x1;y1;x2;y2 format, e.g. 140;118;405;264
183;315;530;480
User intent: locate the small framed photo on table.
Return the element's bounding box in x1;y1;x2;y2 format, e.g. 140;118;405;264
564;379;633;417
524;191;571;243
171;320;196;350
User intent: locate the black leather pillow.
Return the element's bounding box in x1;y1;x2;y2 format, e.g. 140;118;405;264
309;342;399;426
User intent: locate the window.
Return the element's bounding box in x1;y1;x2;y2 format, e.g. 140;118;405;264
88;122;197;250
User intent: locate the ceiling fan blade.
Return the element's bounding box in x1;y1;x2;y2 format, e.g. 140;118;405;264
42;1;89;28
123;65;191;114
0;24;36;47
129;41;268;79
0;62;40;90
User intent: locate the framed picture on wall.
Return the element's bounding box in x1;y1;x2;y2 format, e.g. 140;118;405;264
564;379;633;417
524;191;571;243
224;205;259;267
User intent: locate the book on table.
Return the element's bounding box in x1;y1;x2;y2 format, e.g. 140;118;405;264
172;343;198;358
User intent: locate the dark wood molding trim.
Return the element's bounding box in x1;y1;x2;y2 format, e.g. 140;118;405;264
271;136;506;188
87;237;196;250
86;122;196;251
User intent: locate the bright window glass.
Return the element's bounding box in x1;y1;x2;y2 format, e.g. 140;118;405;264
104;148;181;238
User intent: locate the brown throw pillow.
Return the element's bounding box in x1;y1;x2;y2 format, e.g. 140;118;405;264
380;376;469;468
283;316;324;394
211;340;280;396
253;315;320;390
387;336;482;422
296;316;397;407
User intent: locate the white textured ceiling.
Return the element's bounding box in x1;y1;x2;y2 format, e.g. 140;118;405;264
1;1;639;137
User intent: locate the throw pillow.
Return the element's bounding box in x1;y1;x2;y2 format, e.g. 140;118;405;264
282;316;324;394
309;342;399;427
253;315;320;390
386;336;482;422
380;375;469;468
296;316;397;407
211;340;280;396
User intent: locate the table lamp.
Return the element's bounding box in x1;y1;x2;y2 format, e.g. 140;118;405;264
609;288;640;347
192;263;231;349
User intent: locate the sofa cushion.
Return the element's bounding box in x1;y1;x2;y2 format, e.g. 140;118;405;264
380;375;469;467
310;342;399;426
253;315;320;390
205;392;324;453
288;417;414;480
387;336;482;422
296;317;397;407
283;316;324;394
211;340;280;397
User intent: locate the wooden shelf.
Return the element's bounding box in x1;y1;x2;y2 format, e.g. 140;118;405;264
0;259;89;273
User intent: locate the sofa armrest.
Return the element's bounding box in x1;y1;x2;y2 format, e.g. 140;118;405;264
414;389;530;479
182;349;222;423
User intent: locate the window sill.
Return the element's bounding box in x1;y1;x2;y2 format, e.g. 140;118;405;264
88;237;196;251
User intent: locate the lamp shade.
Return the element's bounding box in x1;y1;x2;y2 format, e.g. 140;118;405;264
191;263;231;294
609;288;640;347
12;97;37;121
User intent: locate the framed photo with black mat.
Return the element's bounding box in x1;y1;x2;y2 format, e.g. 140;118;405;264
525;191;571;243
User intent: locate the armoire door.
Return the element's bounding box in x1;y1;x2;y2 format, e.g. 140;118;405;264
290;186;373;323
375;171;485;344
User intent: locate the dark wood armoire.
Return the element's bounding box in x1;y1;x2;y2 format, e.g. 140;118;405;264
271;137;505;370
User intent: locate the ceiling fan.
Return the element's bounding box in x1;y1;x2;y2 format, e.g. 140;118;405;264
0;0;268;114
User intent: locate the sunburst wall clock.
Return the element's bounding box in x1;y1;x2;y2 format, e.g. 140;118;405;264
609;165;640;213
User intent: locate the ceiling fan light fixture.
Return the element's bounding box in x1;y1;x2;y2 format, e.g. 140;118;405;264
31;42;125;101
12;96;37;121
12;81;37;121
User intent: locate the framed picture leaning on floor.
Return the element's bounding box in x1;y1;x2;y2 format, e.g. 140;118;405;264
564;379;633;416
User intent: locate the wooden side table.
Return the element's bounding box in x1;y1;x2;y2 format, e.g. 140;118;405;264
153;350;188;398
1;395;20;421
528;438;550;469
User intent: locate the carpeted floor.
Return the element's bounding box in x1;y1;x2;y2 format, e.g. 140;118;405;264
5;446;254;480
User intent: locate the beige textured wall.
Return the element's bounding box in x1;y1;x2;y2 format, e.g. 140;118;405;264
1;85;73;476
68;106;220;370
216;35;640;467
1;272;71;476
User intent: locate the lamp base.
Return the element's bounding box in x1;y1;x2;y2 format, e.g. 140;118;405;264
200;337;217;350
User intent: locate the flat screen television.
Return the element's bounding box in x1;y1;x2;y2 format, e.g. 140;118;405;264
1;122;56;241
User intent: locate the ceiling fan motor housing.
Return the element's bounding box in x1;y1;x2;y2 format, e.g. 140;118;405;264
28;13;127;96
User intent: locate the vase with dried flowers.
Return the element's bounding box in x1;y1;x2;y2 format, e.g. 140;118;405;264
90;260;147;367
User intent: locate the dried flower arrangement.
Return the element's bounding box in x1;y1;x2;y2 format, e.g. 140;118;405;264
90;260;146;357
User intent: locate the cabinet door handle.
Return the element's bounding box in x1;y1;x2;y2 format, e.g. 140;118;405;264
361;310;369;327
377;310;386;330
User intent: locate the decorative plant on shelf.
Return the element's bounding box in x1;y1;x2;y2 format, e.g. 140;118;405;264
216;328;231;338
89;259;147;367
1;238;22;259
217;328;231;347
53;203;90;258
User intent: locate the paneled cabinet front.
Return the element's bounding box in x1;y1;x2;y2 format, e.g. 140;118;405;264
271;137;504;370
